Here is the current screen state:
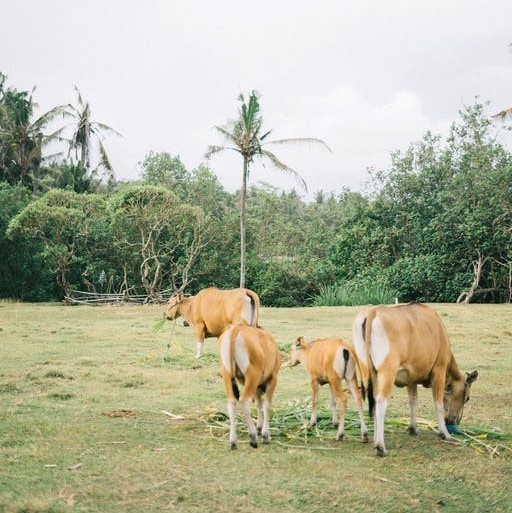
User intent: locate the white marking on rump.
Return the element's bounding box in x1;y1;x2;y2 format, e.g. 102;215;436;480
333;347;347;378
369;316;390;370
352;313;367;366
219;330;232;373
233;332;249;374
241;295;253;325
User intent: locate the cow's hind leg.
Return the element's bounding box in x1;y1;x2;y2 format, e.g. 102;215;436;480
255;393;263;435
330;380;347;441
407;383;419;435
261;376;277;444
328;386;339;428
348;377;368;443
374;369;395;457
240;369;259;448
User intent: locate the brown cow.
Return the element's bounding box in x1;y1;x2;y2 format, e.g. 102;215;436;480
164;287;260;358
353;303;478;456
289;337;368;443
218;324;280;450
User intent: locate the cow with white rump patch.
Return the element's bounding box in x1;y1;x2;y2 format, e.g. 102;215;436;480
217;324;280;450
289;337;368;443
353;302;478;457
164;287;260;359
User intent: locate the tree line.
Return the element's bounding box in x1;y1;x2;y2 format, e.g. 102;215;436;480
0;73;511;305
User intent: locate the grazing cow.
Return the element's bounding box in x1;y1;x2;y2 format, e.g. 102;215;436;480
353;303;478;456
164;287;260;358
289;337;368;442
217;325;280;450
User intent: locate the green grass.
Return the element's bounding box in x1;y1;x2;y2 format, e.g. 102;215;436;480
313;282;399;306
1;302;511;512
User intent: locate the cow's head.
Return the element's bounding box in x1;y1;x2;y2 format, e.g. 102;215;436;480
443;370;478;425
289;337;306;367
164;292;184;320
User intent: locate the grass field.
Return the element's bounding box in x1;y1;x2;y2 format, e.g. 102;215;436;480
1;302;511;513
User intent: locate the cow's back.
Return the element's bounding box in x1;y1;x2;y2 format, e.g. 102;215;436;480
193;288;258;337
368;303;452;381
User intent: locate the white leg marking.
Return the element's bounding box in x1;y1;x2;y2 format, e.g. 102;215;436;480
375;395;388;455
219;332;231;372
329;386;338;425
256;395;263;432
408;384;418;434
195;341;204;359
241;398;258;447
310;381;319;426
352;313;368;367
435;401;452;440
369;317;390;371
227;399;238;448
233;333;249;374
349;379;368;442
262;398;271;443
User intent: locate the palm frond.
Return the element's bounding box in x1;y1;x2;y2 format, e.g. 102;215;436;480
261;149;308;191
266;137;332;153
213;125;240;145
98;140;113;172
93;121;122;137
204;144;239;160
492;107;512;120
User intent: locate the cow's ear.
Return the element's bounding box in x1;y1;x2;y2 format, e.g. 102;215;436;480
295;337;304;348
466;370;478;385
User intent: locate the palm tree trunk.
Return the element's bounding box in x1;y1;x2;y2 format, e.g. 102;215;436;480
240;157;248;288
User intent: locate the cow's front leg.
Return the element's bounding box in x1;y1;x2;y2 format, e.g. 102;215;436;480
309;380;320;426
431;371;452;441
194;325;205;359
407;383;418;435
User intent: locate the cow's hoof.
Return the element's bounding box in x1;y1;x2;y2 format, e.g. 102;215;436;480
249;435;258;448
262;435;270;445
362;432;369;443
257;427;262;435
375;445;387;457
336;433;345;442
230;443;238;451
408;426;418;436
309;420;317;428
332;420;340;428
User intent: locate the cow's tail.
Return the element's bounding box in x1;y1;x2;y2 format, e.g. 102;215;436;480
349;346;367;402
364;311;379;418
244;289;260;327
229;325;241;401
231;379;240;401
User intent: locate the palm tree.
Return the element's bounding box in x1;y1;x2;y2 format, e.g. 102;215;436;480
206;90;331;288
0;83;67;190
66;87;121;184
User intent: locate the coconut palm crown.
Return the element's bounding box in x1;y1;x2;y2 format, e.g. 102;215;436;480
206;90;331;288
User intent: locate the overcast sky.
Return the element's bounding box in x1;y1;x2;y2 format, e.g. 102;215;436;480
2;0;511;198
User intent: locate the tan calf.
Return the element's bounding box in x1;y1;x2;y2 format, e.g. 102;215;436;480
353;302;478;457
289;337;368;442
164;287;260;358
218;325;280;450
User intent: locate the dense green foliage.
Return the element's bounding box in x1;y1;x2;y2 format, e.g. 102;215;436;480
0;73;511;305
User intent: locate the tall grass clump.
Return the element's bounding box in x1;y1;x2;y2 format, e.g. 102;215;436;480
313;281;398;306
